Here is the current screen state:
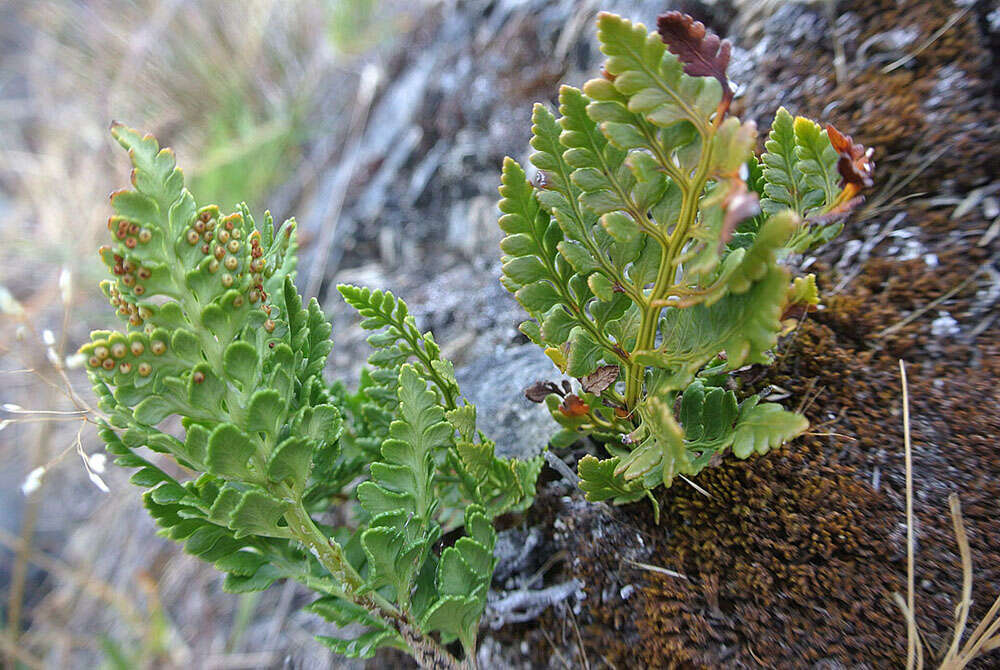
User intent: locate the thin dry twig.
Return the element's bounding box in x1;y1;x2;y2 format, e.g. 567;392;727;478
882;9;969;74
539;627;573;670
804;431;857;440
625;558;690;582
567;607;591;670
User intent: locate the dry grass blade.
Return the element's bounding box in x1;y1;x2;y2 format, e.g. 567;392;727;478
568;606;591;670
943;495;973;662
893;359;1000;670
302;64;380;299
678;474;712;499
937;502;1000;669
0;526;144;629
899;359;924;670
958;597;1000;662
540;627;573;670
894;593;924;670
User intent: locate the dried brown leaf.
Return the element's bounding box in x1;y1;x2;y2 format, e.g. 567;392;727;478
525;380;562;403
780;302;816;323
579;365;620;395
657;11;733;117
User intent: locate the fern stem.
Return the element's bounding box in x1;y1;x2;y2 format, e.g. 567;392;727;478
283;502;365;594
637;120;687;187
625;135;715;410
390;615;471;670
400;323;458;410
285;500;466;669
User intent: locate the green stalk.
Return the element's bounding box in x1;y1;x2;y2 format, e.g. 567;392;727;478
283;501;467;669
625;135;716;411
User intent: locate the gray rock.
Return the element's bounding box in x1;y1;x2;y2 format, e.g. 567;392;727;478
455;346;564;460
484;579;583;629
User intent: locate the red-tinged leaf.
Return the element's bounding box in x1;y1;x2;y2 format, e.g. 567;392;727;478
657;11;733;117
826;124;875;189
579;365;619;395
558;394;589;417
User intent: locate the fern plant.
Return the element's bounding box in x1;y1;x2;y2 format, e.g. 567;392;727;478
82;123;539;669
500;11;874;516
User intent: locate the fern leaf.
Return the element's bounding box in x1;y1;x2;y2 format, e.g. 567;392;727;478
636;265;788;391
356;365;451;604
316;630;407;659
731;399;809;459
760;107;804;215
595;12;721;131
793;116;840;213
420;505;496;652
577;455;647;504
679;381;739;452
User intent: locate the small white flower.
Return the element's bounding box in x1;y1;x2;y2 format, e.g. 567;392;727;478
21;467;45;495
88;452;107;474
58;267;73;305
42;329;55;346
46;348;61;367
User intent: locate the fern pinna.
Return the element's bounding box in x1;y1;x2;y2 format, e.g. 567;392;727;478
500;11;874;516
82;124;538;669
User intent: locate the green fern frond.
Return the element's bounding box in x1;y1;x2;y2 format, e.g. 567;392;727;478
500;11;872;507
85;124;539;670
